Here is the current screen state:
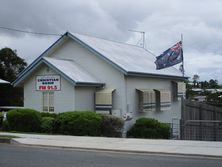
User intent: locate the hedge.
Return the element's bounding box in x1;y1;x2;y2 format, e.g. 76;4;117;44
57;111;102;136
40;112;58;119
100;114;124;137
127;118;170;139
3;109;124;137
6;108;41;132
40;117;55;133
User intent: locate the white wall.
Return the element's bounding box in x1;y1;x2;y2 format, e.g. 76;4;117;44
50;39;127;115
24;64;75;113
124;76;182;130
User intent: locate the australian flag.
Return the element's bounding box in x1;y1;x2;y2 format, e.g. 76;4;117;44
155;41;183;70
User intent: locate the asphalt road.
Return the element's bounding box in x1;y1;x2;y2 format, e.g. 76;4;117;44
0;144;222;167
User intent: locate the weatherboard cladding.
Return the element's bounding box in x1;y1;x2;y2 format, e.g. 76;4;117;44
13;32;185;86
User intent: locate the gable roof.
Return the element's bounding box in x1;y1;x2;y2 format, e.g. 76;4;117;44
13;32;187;86
43;57;104;86
14;57;104;87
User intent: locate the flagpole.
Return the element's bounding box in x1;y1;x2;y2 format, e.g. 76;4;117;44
181;34;185;77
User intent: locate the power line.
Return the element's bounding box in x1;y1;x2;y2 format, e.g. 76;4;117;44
0;26;62;36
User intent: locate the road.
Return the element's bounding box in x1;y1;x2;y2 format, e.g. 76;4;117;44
0;144;222;167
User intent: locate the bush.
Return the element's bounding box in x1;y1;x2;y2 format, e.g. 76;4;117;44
2;120;9;131
127;118;170;139
57;111;102;136
100;114;124;137
40;112;58;119
6;108;41;132
40;117;55;133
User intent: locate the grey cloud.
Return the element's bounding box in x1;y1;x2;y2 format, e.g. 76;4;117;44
0;0;134;41
1;0;222;82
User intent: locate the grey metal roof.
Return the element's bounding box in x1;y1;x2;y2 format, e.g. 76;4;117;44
13;32;186;87
43;57;103;86
71;33;184;78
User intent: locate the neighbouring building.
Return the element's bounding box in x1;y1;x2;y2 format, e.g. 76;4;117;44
0;79;9;84
13;32;187;133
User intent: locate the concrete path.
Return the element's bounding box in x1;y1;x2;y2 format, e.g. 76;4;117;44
1;132;222;157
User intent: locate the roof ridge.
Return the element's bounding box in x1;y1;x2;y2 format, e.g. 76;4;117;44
69;31;145;49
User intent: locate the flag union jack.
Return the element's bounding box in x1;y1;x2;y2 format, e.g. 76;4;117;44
155;41;183;70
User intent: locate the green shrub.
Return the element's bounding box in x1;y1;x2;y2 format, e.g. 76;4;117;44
40;112;58;118
6;108;41;132
100;114;124;137
40;117;55;133
2;120;9;131
58;111;102;136
127;118;170;139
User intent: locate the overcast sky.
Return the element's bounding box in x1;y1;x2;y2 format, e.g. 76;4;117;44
1;0;222;83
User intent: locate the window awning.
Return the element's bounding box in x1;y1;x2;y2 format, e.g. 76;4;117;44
154;89;171;111
96;88;115;93
136;89;152;92
172;81;186;96
177;82;186;94
137;89;156;112
95;88;115;113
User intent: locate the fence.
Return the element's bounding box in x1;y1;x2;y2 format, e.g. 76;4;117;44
180;100;222;141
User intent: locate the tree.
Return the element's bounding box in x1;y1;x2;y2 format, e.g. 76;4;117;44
0;47;27;106
0;48;27;82
209;79;219;89
199;80;209;89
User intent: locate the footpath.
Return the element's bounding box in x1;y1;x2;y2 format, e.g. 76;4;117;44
1;132;222;157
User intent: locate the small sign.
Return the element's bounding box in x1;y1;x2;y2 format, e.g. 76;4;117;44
36;75;61;91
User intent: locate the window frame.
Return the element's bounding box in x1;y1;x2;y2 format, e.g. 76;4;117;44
42;91;54;112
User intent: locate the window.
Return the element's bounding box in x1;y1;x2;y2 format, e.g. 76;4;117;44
159;90;171;111
43;91;54;112
138;89;171;112
95;89;115;114
137;89;156;112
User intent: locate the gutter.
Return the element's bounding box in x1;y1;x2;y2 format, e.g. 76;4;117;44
127;71;188;81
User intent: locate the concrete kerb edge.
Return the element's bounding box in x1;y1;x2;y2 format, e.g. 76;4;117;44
10;139;222;159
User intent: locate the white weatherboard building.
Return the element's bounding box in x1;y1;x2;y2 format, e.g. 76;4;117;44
13;32;187;133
